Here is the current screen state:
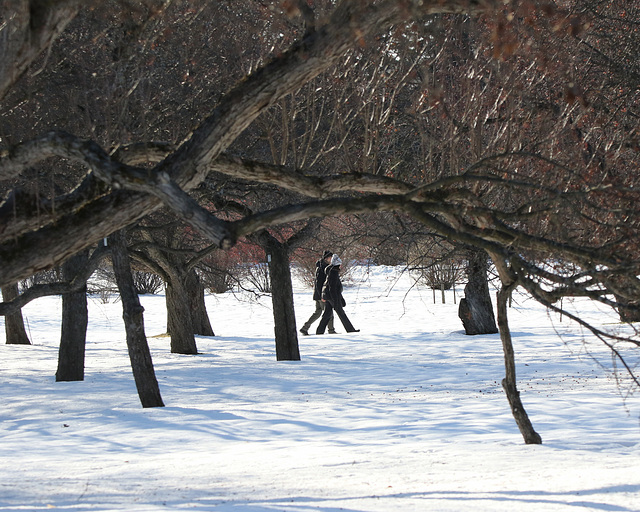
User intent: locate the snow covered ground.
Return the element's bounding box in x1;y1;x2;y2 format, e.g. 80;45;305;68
1;265;639;511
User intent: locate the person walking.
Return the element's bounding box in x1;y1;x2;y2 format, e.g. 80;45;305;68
316;254;359;334
299;250;335;335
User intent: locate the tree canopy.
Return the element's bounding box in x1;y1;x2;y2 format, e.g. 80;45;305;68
2;0;640;434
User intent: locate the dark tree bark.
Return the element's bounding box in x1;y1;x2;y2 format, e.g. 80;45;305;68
615;296;640;323
110;230;164;408
186;269;214;336
609;275;640;322
56;251;89;381
265;238;300;361
458;248;498;335
136;227;210;353
165;267;199;354
2;283;31;345
496;285;542;444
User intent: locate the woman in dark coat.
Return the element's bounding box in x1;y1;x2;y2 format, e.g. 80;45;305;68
316;254;359;334
299;250;335;335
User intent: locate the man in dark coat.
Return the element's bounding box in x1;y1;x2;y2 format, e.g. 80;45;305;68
299;250;335;335
316;254;359;334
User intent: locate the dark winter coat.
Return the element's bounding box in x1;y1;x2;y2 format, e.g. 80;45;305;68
312;259;330;301
322;265;346;307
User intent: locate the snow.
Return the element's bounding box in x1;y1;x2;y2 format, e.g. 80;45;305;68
1;265;639;512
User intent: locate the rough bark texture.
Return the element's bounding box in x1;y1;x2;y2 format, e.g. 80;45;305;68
266;240;300;361
56;251;88;381
2;283;31;344
497;285;542;444
110;231;164;408
606;275;640;322
165;274;199;354
458;248;498;335
615;295;640;323
141;234;211;352
185;269;214;336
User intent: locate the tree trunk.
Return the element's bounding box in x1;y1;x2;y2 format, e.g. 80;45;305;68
459;248;498;335
606;275;640;322
615;295;640;323
266;241;300;361
165;271;199;354
2;283;31;345
56;251;89;381
496;285;542;444
139;228;208;352
110;231;164;408
185;269;214;336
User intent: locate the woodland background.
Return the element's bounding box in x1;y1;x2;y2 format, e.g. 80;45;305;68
2;1;640;445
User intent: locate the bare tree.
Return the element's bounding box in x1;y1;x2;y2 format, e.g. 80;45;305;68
458;247;498;335
130;219;214;355
2;1;640;442
110;229;164;408
56;250;89;381
0;1;496;286
1;283;30;345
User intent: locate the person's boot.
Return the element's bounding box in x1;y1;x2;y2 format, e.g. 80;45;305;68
300;327;309;336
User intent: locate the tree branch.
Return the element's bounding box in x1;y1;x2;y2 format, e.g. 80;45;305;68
0;0;501;287
0;0;80;100
0;242;109;315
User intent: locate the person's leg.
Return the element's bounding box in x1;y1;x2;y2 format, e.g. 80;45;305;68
333;304;358;332
300;300;323;334
318;301;336;333
316;302;334;334
327;302;336;333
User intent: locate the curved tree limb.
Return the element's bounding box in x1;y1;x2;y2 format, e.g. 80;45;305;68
210;154;414;197
0;0;498;287
0;242;109;315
